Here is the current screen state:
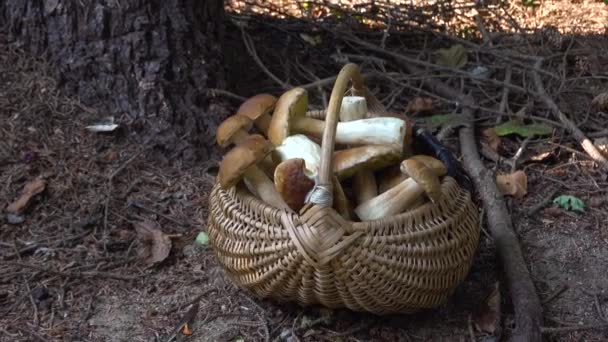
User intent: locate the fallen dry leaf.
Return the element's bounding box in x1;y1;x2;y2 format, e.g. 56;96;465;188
405;97;434;114
482;128;501;152
474;282;501;334
496;170;527;199
6;177;46;214
181;323;193;336
591;92;608;111
134;220;172;267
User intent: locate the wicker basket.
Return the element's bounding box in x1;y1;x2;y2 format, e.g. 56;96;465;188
207;64;480;315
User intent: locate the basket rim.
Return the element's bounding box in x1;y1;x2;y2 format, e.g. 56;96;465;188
213;175;475;227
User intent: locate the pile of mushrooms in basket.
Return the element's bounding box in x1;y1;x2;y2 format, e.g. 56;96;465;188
215;86;449;221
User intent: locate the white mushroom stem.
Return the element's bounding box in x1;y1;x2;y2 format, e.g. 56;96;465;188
243;167;291;211
354;177;426;221
340;96;368;121
293;116;406;151
339;96;377;204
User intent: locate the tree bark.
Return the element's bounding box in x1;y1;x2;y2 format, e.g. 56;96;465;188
1;0;228;162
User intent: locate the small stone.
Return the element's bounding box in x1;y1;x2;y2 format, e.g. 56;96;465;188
6;213;25;224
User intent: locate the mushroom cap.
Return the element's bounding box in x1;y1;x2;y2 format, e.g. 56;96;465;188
274;158;315;211
268;87;308;146
406;155;447;176
333;145;402;180
216;115;254;147
237;94;277;122
218;134;274;189
400;156;446;203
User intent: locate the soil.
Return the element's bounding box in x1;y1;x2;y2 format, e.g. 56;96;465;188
2;2;608;341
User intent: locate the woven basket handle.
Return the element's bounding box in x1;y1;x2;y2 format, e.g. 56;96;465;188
306;63;365;208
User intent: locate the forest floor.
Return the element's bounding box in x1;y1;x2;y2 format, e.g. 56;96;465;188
2;1;608;342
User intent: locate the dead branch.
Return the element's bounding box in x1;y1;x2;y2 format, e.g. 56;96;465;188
401;66;543;340
532;59;608;171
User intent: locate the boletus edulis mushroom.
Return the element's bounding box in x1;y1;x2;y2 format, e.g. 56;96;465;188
354;155;447;221
267;87;408;152
272;134;401;182
236;93;277;135
218;134;291;211
274;158;315;212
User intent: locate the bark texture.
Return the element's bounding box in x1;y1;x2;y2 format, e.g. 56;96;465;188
1;0;228;161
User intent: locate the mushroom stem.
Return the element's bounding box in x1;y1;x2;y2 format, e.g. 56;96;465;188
332;175;352;220
231;130;250;145
268;88;407;152
218;134;291;211
243;167;291;210
292;117;406;150
354;156;447;221
339;96;378;204
354;177;425;221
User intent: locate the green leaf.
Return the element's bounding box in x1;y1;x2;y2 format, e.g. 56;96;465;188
553;195;585;213
493;119;552;138
195;232;209;245
423;114;465;130
234;338;245;342
435;45;468;69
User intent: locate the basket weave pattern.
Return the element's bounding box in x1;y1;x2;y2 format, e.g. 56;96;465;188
207;63;480;315
208;176;479;315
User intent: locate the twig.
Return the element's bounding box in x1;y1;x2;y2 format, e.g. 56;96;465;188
341;32;535;95
525;187;561;216
206;88;247;102
510;136;532;172
532;59;608;171
496;66;512;124
402;64;543;340
474;14;492;46
542;284;569;304
240;28;291;89
6;261;141;281
541;322;608;334
12;243;39;327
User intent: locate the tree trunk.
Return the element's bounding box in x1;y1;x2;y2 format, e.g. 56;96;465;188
1;0;228;162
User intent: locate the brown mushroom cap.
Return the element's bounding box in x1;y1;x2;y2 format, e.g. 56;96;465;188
218;134;274;189
274;158;315;211
333;145;402;180
216;115;254;148
267;88;309;146
400;156;447;203
237;94;277;133
404;155;447;175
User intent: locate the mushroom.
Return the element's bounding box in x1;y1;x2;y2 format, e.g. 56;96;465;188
272;134;322;178
333;145;401;180
218;134;291;211
332;175;353;220
339;96;378;204
354;155;448;221
216;115;254;147
274;158;315;212
236;93;277;135
377;165;408;194
267;87;408;152
216;114;276;174
272;134;401;182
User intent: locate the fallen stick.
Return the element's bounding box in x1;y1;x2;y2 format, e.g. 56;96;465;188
402;68;543;340
532;59;608;171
